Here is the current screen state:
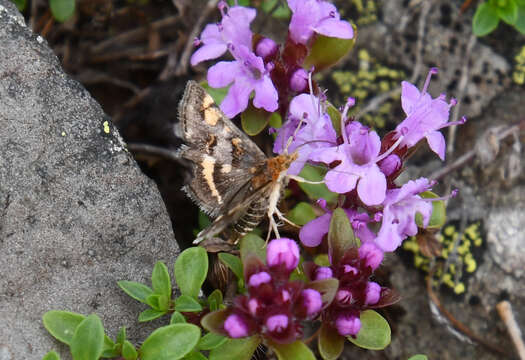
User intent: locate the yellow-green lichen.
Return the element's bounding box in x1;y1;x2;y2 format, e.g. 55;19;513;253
351;0;378;25
330;49;406;129
103;121;110;134
512;46;525;85
402;221;485;297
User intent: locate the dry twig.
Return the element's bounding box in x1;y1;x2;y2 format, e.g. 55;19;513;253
497;301;525;360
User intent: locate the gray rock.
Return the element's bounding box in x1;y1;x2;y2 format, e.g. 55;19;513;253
0;2;178;359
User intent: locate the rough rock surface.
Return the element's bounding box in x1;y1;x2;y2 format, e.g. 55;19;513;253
0;1;178;359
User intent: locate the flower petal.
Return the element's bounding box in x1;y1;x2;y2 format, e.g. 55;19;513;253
220;78;253;117
253;76;278;112
426;130;446;160
299;212;332;247
356;165;386;206
400;81;421;115
191;43;228;66
325;164;358;194
313;18;354;39
207;61;241;88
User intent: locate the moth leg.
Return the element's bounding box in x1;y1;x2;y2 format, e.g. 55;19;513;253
286;174;325;185
274;208;300;228
266;214;281;243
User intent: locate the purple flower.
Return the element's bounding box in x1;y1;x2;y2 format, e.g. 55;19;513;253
248;271;272;287
394;68;465;160
358;241;384;270
309;121;387;205
300;289;323;316
287;0;354;45
207;45;278;117
289;68;309;92
273;93;337;175
266;314;289;333
224;313;250;338
314;266;333;280
267;238;300;271
364;282;381;305
191;4;256;66
335;313;361;336
375;178;434;252
255;37;278;60
299;208;375;247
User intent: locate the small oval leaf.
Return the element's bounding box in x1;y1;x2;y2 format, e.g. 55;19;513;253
42;310;85;345
152;261;172;300
287;202;317;226
209;337;261;360
241;104;271;136
240;234;266;264
218;253;243;281
304;33;356;72
70;314;105;360
417;191;446;228
175;295;203;312
175;247;209;299
122;340;138;360
117;281;154;304
197;332;228;350
207;289;224;312
318;323;344;360
298;165;338;203
49;0;75;22
140;324;201;360
407;355;428;360
473;2;500;36
138;309;166;323
271;340;316;360
42;351;61;360
116;326;126;345
170;311;187;324
347;310;391;350
328;208;357;265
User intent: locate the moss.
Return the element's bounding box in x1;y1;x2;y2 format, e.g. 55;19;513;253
103;121;110;134
401;221;485;298
512;46;525;85
329;49;406;129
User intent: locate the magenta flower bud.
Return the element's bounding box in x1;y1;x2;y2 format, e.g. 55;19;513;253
248;271;271;287
267;238;300;271
289;68;309;92
314;266;333;280
301;289;322;316
224;314;249;338
255;38;278;59
343;264;358;275
365;282;381;305
248;298;259;316
358;242;384;270
266;314;289;333
379;154;401;176
281;289;291;303
335;313;361;336
336;289;352;304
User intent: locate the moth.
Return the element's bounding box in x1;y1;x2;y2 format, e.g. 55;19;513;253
177;81;299;244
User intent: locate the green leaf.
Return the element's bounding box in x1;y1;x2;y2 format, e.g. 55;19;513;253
473;2;500;36
260;0;291;19
268;112;282;129
198;211;212;229
308;278;339;305
271;340;316;360
101;335;118;358
347;310;391;350
304;32;356;72
117;281;154;304
140;324;201;360
183;351;208;360
209;337;261;360
495;0;518;24
49;0;75;22
152;261;172;300
170;311;187;324
318;323;344;360
514;4;525;34
407;355;428;360
175;247;208;299
314;254;330;267
286;202;317;226
416;191;446;228
241;104;271;136
146;294;169;311
297;165;337;203
218;253;243;282
43;310;85;345
328;208;358;265
116;326;126;345
240;233;266;264
12;0;26;11
122;340;138;360
42;351;60;360
326;103;342;136
197;332;228;350
207;289;224;312
200;82;228;105
138;309;166;322
201;310;229;335
175;294;203;312
70;314;105;360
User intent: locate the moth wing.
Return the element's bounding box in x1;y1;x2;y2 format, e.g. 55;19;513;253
194;181;273;244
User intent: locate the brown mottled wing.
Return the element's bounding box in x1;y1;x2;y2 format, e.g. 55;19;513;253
177;81;268;218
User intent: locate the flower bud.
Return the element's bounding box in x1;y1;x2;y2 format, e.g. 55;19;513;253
335;313;361;336
358;242;384;270
314;266;333;280
248;271;271;287
301;289;322;316
335;289;353;305
266;314;289;333
248;298;260;316
255;38;278;60
289;68;308;92
365;282;381;305
224;313;249;338
343;264;358;275
267;238;300;271
379;154;401;176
